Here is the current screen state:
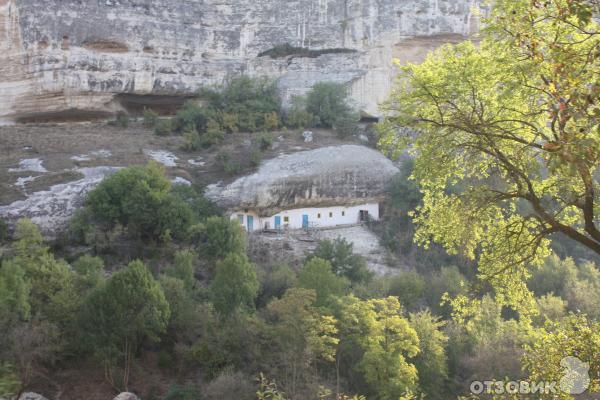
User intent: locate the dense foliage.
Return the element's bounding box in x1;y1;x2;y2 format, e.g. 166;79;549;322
379;0;600;312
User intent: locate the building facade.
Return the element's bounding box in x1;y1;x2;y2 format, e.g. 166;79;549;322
230;202;380;232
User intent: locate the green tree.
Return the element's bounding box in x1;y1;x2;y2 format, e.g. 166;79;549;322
210;253;259;316
308;238;373;284
164;250;197;291
387;271;426;312
379;0;600;311
79;260;170;390
298;258;348;309
0;260;31;333
339;296;419;400
265;288;338;397
192;216;246;264
86;163;194;241
523;314;599;399
409;311;448;400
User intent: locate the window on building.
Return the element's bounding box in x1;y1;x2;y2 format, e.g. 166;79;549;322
318;213;321;218
237;214;244;224
342;211;345;216
284;216;289;222
329;212;333;218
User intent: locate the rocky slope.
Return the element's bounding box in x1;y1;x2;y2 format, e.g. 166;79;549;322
0;0;483;123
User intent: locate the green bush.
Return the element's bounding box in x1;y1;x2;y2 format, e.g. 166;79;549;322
173;101;214;134
307;237;373;284
182;126;202;151
154;119;173;136
333;113;360;138
190;216;246;264
284;96;318;129
257;133;274;151
143;108;159;127
199;76;281;133
112;113;129;128
306;82;357;129
250;148;262;167
85;163;195;241
216;151;242;175
200;121;225;148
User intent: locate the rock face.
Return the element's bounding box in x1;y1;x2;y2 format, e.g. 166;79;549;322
0;166;119;234
0;0;483;123
206;144;399;216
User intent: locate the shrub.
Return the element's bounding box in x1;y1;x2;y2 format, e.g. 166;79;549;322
257;133;274;151
333;113;360;138
182;126;202;151
263;112;280;131
170;184;221;221
199;76;282;133
250;148;262;167
85;163;195;241
216;150;242;175
115;113;130;128
190;216;246;263
306;82;357;128
154;119;173;136
387;271;426;312
143;108;159;127
199;120;225;148
307;237;373;284
284;96;318;129
173;101;214;133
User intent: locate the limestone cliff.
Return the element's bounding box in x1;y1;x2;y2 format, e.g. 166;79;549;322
0;0;482;123
206;145;400;216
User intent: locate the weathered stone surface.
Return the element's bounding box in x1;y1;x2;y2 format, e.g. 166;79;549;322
0;166;120;234
113;393;139;400
0;0;483;123
206;144;399;215
18;393;50;400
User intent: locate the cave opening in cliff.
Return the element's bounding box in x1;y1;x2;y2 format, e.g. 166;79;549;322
115;94;197;116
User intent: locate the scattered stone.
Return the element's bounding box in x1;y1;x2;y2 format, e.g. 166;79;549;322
70;155;92;162
144;150;178;167
18;393;50;400
358;134;369;143
9;158;48;173
172;176;192;186
188;158;206;167
90;149;112;158
302;131;313;142
113;393;139;400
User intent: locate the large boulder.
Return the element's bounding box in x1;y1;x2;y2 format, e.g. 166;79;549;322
206;145;399;216
0;0;483;123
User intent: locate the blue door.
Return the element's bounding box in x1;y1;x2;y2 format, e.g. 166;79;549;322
247;215;254;231
274;216;281;229
302;214;309;229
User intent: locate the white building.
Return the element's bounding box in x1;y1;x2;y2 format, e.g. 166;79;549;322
231;202;380;232
206;145;399;232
